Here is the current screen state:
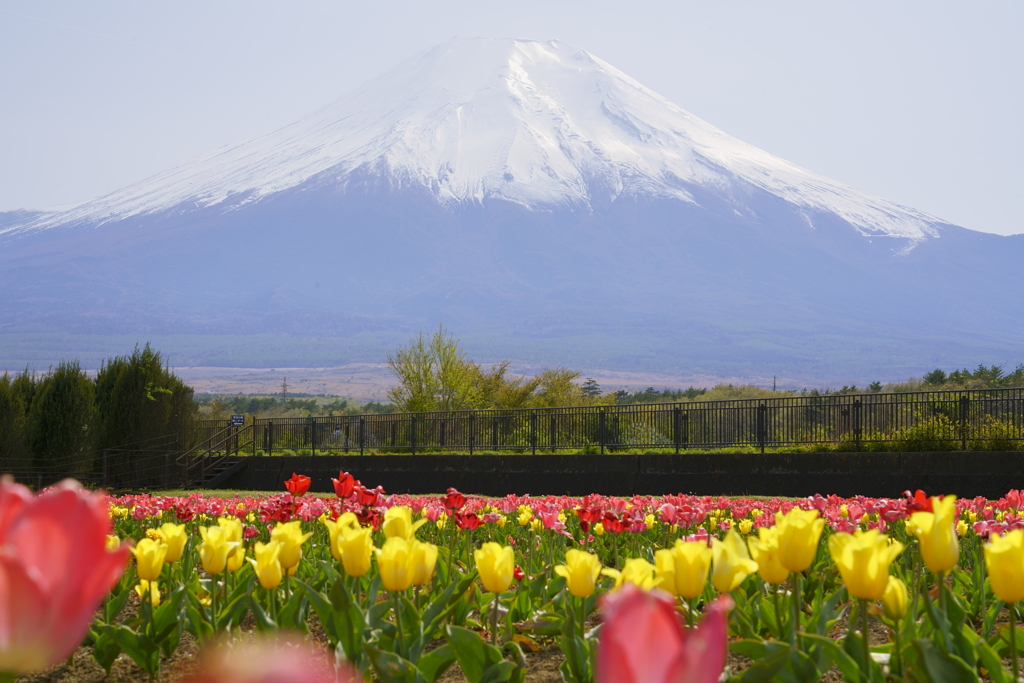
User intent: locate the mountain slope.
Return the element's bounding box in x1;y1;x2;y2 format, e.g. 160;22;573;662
1;38;1020;379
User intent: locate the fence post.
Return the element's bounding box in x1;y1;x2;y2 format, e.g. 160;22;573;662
411;415;417;455
599;410;606;455
359;417;365;456
440;420;447;449
469;413;475;456
757;403;767;454
550;414;557;450
530;412;537;455
309;417;317;456
960;395;970;450
102;449;108;488
853;399;862;452
673;407;681;455
267;420;274;456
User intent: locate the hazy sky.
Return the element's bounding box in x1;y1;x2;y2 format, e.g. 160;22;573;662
1;0;1020;235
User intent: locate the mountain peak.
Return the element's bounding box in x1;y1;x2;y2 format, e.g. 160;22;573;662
13;37;942;241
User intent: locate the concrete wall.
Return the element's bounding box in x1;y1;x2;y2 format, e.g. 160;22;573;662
215;451;1024;499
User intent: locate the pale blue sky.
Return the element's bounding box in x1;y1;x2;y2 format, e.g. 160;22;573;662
1;0;1020;235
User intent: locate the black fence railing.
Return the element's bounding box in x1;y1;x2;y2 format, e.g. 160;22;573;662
242;388;1024;455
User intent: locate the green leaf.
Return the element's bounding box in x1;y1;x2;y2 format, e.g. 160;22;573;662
99;624;161;679
103;586;132;624
277;588;309;632
801;633;864;683
974;638;1009;683
366;645;424;683
912;638;979;683
417;643;456;683
90;630;121;674
727;639;789;682
774;647;819;683
445;624;504;683
249;594;277;630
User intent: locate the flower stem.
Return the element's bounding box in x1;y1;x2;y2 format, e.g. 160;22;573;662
580;594;587;641
860;598;871;678
772;583;784;641
1011;604;1019;683
792;572;802;648
393;591;406;657
491;593;500;646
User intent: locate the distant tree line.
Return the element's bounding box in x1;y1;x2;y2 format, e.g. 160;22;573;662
386;326;616;412
0;344;196;479
194;393;395;419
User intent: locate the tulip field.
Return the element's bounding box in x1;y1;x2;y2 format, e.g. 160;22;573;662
6;474;1024;683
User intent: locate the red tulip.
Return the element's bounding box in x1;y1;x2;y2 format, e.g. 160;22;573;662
332;471;358;499
442;487;467;512
454;510;482;530
185;634;357;683
355;484;384;507
596;584;731;683
284;473;311;497
0;478;130;673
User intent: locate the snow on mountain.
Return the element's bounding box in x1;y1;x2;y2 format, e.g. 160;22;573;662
10;38;941;241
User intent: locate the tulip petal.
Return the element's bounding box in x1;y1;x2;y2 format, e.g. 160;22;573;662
597;584;686;683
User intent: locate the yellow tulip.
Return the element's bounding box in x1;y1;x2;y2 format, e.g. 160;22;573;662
747;526;791;585
409;540;439;587
554;549;603;598
956;519;968;537
774;508;825;573
131;538;168;581
248;540;284;589
711;529;759;593
134;579;160;607
376;536;415;592
321;512;359;562
984;528;1024;604
337;525;374;577
654;540;713;598
218;517;244;568
882;576;909;620
738;518;753;535
158;523;188;563
602;557;661;591
530;519;543;533
382;505;428;541
270;521;313;576
106;534;121;553
518;510;533;526
198;525;238;576
908;495;959;574
828;529;904;600
593;522;605;536
475;542;515;594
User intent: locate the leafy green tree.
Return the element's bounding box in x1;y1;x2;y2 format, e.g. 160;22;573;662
0;373;30;473
387;326;482;412
471;361;541;409
27;360;97;477
94;343;197;451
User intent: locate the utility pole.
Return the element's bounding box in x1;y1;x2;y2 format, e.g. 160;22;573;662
773;375;776;392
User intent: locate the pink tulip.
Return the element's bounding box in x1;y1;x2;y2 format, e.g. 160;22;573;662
0;477;130;673
597;584;732;683
184;634;357;683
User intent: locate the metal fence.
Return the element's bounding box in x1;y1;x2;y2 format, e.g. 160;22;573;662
236;388;1024;456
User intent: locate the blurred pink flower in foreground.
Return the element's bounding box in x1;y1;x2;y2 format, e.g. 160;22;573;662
597;583;731;683
0;477;130;674
184;634;357;683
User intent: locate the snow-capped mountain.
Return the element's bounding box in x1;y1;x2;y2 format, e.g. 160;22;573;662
11;38;938;242
2;38;1022;378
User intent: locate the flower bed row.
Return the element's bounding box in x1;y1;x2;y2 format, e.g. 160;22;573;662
5;472;1024;682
